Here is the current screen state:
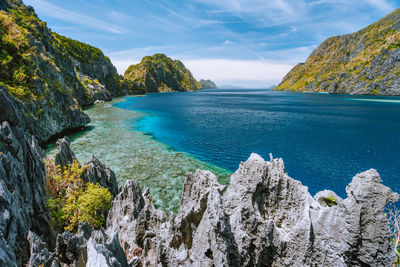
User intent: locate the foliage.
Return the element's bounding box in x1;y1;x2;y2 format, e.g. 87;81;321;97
124;53;201;92
276;9;400;93
0;9;37;100
52;32;103;64
324;195;337;207
61;183;112;231
45;158;112;232
387;205;400;264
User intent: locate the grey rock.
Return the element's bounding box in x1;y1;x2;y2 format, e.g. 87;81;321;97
54;224;92;266
82;156;118;196
53;223;127;267
106;180;145;250
0;121;55;266
53;138;118;196
54;136;77;170
106;153;398;266
87;229;128;267
27;231;55;267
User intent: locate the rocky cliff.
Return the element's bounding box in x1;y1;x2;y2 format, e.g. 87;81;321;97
276;9;400;95
124;54;202;93
20;139;398;266
199;79;217;89
0;0;142;143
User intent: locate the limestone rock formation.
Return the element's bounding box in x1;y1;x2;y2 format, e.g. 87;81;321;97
276;9;400;95
124;54;202;93
199;79;217;89
107;153;398;266
82;156;119;197
0;1;142;143
53;136;119;197
54;136;77;170
0;121;55;266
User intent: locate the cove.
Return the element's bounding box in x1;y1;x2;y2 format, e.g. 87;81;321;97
45;98;231;213
114;89;400;201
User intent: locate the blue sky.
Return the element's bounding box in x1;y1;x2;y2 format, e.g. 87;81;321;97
24;0;399;88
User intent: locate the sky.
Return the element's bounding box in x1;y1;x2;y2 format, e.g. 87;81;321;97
24;0;399;88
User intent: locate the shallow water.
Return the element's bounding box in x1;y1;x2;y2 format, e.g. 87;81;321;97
45;98;231;213
114;89;400;199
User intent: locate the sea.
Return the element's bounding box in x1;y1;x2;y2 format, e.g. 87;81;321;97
46;88;400;211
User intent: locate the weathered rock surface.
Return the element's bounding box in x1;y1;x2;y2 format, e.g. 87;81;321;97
51;223;127;267
2;130;398;266
0;1;143;144
54;136;77;170
107;153;398;266
53;136;119;197
82;156;118;197
276;9;400;95
27;231;56;267
0;121;55;266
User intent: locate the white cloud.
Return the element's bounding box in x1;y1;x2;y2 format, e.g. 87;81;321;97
182;59;293;88
110;57;293;88
194;0;306;25
24;0;125;34
364;0;395;13
111;60;140;75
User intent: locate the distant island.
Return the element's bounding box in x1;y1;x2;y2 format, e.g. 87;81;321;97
124;54;202;93
199;79;217;89
0;0;399;266
276;9;400;95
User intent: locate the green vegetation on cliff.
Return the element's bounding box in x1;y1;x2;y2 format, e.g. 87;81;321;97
0;5;41;100
46;158;112;232
276;9;400;95
0;1;131;103
0;0;140;143
199;79;217;89
124;53;202;93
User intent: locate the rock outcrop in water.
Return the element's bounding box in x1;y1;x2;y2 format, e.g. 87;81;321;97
124;54;202;93
199;79;217;89
276;9;400;95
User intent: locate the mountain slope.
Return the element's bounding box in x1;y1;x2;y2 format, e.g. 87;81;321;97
124;54;202;93
0;0;140;143
199;79;217;89
276;9;400;95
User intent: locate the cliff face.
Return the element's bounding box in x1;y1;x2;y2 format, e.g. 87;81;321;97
124;54;202;93
276;9;400;95
24;142;398;266
0;0;140;143
199;79;217;89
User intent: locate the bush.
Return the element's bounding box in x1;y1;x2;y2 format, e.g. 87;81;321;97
45;158;112;232
62;183;112;231
324;195;337;207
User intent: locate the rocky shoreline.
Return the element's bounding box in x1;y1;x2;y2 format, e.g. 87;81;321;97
1;124;397;266
0;0;399;265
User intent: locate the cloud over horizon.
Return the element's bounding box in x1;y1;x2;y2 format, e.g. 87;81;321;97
24;0;399;87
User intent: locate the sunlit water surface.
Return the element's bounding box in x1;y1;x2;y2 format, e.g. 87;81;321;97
46;98;230;213
47;89;400;211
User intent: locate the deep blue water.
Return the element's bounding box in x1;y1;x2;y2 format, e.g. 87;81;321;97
114;89;400;198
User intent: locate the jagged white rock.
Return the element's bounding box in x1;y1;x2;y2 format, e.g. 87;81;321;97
107;153;398;267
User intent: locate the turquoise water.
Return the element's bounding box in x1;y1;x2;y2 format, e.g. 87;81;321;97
45;98;230;213
114;89;400;199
